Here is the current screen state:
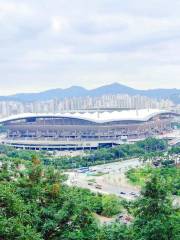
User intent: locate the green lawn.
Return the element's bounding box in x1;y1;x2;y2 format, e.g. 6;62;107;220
126;166;180;196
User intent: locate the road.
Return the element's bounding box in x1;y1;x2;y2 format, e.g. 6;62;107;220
66;158;141;200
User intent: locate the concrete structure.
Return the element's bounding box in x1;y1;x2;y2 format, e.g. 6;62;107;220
0;109;179;150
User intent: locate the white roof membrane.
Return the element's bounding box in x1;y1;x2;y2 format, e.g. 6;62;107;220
0;109;173;124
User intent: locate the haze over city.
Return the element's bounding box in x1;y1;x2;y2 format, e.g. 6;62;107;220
0;0;180;95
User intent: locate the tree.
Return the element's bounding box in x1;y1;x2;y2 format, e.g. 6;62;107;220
0;155;101;240
101;195;122;217
0;184;42;240
132;174;180;240
99;223;130;240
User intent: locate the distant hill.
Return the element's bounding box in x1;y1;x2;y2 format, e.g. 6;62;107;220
0;83;179;103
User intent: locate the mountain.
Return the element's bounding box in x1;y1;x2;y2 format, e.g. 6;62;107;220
0;86;88;102
88;83;137;96
0;83;179;103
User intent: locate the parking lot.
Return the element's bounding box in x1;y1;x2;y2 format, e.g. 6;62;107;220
67;159;141;200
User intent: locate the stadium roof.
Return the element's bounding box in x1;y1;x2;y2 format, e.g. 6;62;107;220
0;109;176;124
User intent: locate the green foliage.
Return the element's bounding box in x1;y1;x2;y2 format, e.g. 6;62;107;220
41;138;168;169
126;166;180;196
132;174;180;240
0;143;179;240
136;137;167;152
0;138;168;170
0;144;43;161
169;146;180;154
101;195;122;217
0;158;98;240
0;155;122;239
0;184;42;240
99;223;130;240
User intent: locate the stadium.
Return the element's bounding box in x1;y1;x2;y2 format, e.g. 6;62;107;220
0;109;179;151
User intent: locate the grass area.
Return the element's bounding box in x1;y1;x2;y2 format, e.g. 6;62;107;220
88;178;97;183
126;165;153;186
126;165;180;196
91;172;108;177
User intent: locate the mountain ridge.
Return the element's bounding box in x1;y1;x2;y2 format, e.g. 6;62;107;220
0;83;179;103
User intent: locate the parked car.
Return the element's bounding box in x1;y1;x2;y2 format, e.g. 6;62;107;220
88;182;93;186
130;192;136;196
120;191;126;195
95;184;102;189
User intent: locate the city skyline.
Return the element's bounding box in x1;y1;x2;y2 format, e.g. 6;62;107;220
0;0;180;95
0;94;173;118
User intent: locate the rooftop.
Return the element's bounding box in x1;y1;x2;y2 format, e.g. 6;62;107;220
0;109;172;124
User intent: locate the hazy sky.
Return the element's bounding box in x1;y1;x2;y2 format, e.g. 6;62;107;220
0;0;180;95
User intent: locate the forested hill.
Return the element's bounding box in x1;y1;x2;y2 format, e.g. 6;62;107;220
0;142;179;239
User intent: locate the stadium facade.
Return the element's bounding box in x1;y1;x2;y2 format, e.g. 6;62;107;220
0;109;179;151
